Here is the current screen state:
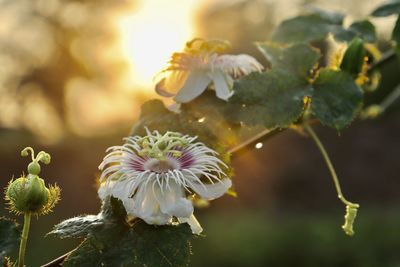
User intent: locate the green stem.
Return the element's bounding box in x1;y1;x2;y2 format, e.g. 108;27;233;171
303;124;358;208
380;83;400;112
18;212;32;267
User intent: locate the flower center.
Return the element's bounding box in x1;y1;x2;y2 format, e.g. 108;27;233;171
144;158;179;174
138;131;188;161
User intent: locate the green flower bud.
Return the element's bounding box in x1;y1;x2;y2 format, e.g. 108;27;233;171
5;147;60;216
5;175;49;214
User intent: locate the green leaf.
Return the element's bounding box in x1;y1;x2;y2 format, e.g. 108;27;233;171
227;70;312;128
340;37;366;78
371;1;400;17
59;198;194;267
272;11;346;43
256;42;321;78
0;217;20;262
49;215;104;239
272;10;376;43
347;20;376;43
311;69;363;130
50;197;127;239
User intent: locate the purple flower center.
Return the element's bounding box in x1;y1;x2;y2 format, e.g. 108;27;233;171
131;151;195;174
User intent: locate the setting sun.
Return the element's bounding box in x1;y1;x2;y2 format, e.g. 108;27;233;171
117;0;197;89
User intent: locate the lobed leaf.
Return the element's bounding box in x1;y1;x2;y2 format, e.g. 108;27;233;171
256;42;321;78
311;69;363;131
227;70;312;128
0;217;20;263
60;198;194;267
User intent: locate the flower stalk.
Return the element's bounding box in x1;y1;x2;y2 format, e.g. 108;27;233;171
18;212;31;267
303;123;359;236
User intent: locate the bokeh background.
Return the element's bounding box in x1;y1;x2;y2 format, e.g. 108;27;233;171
1;0;400;266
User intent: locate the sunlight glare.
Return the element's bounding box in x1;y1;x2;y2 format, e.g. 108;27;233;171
117;0;197;90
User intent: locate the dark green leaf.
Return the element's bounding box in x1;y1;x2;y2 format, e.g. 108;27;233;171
347;20;376;43
311;69;363;130
50;198;127;239
340;37;366;78
272;10;376;43
272;12;346;43
49;215;104;239
371;1;400;17
227;70;312;128
56;198;195;267
0;217;20;262
256;42;320;78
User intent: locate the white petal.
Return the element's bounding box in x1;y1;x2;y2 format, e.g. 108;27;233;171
158;180;194;218
188;178;232;200
178;214;203;235
98;182;110;200
155;71;189;97
109;179;136;199
128;183;172;225
208;70;233;100
215;54;263;78
174;71;211;103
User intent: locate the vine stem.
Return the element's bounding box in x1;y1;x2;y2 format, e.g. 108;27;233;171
303;123;358;208
18;212;32;267
380;83;400;112
367;49;396;73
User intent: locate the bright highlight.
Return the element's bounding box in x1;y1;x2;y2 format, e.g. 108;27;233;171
117;0;197;89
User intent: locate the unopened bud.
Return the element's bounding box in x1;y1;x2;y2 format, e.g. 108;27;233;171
6;175;49;214
5;147;60;215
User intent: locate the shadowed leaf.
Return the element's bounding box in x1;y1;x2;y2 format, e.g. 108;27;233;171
272;11;346;43
273;11;375;43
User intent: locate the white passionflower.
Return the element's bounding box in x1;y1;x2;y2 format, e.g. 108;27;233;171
98;128;232;234
155;38;264;103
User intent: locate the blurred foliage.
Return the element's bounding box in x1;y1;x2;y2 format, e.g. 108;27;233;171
0;217;20;263
191;210;400;267
0;0;140;142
